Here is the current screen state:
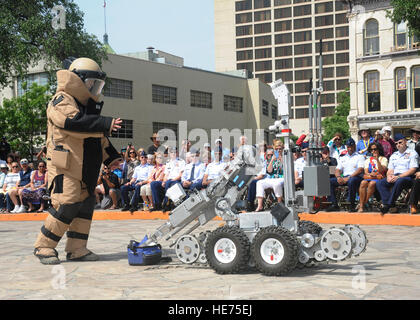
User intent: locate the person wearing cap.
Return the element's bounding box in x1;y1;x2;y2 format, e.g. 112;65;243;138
8;158;32;213
357;129;375;156
34;57;122;265
407;124;420;152
376;133;419;214
150;147;185;211
202;147;226;188
327;132;347;161
320;146;338;171
326;138;365;212
147;133;162;155
181;149;206;191
381;126;397;153
120;151;152;212
374;129;393;159
0;163;8;212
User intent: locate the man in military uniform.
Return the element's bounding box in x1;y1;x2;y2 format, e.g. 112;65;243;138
376;133;419;214
326;138;365;212
33;57;122;265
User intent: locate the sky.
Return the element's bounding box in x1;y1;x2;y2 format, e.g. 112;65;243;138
73;0;215;71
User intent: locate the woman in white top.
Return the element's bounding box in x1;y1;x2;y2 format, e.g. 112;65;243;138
2;162;21;212
358;142;388;212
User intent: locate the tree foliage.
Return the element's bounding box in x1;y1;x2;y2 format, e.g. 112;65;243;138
0;0;108;88
0;83;51;161
387;0;420;38
322;89;351;143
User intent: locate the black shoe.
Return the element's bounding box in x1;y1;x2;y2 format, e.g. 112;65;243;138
121;205;130;211
326;204;340;212
246;202;256;212
349;204;357;212
380;205;390;215
129;205;137;213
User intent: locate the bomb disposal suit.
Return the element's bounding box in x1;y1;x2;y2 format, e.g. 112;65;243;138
34;58;121;265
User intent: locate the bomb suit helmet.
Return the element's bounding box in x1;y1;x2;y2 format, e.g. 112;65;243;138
68;57;107;96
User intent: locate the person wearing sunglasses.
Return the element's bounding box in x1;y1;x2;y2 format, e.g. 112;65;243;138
1;163;20;213
20;161;48;213
376;133;419;214
327;132;347;160
358;143;388;212
357;129;375;156
0;163;9;212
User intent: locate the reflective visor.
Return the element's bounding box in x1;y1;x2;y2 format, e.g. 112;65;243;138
84;78;105;96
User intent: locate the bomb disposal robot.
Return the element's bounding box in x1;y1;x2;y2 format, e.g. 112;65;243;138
142;61;367;276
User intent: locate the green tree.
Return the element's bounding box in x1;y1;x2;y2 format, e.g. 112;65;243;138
0;82;51;161
0;0;108;88
387;0;420;38
322;89;351;143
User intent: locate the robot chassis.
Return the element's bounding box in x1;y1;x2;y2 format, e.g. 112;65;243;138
143;46;368;276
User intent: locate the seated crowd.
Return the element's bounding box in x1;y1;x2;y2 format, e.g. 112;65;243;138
0;124;419;215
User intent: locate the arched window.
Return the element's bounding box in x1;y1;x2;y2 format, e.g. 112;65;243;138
413;66;420;109
365;71;380;112
395;21;407;48
395;68;407;110
364;19;379;55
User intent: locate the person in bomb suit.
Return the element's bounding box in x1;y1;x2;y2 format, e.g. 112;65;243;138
33;57;122;265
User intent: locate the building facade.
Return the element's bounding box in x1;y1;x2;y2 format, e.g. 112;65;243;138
215;0;351;135
347;0;420;139
0;51;278;153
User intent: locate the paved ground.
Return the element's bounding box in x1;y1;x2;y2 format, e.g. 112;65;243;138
0;219;420;300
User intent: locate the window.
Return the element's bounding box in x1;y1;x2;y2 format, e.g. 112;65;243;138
321;93;335;104
336;26;349;38
276;71;293;81
237;62;254;72
294;56;312;68
275;33;292;44
395;22;408;48
316;41;334;53
254;0;271;9
365;71;381;112
274;0;291;5
17;72;49;96
236;12;253;24
315;2;333;14
271;104;278;119
295;108;309;118
364;19;379;55
335;1;349;11
336;39;349;51
224;95;243;112
412;66;420;109
237;50;253;61
275;46;293;56
111;119;133;138
323;80;335;91
256;73;273;83
152;84;177;105
255;35;271;46
315;15;333;27
236;0;252;11
336;79;349;90
275;58;293;69
294;18;311;30
336;66;349;77
236;25;253;36
295;69;312;81
275;20;292;31
293;0;310;3
254;10;271;21
255;23;271;34
255;60;272;71
336;52;349;64
255;48;272;59
236;37;253;48
317;67;334;79
294;31;312;42
321;106;335;117
191;90;212;109
295;82;310;93
274;8;291;19
153;122;178;141
294;5;311;16
316;28;334;40
103;78;133;99
335;13;347;25
294;43;312;55
316;54;334;65
295;96;309;106
395;68;407;110
262;99;269;116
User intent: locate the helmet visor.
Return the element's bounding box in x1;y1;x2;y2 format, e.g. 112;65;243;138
84;78;105;96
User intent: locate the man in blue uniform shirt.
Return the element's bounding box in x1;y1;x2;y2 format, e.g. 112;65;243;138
376;133;419;214
181;149;206;191
326;138;364;212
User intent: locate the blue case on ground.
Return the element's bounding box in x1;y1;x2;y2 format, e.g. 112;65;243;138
127;236;162;266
